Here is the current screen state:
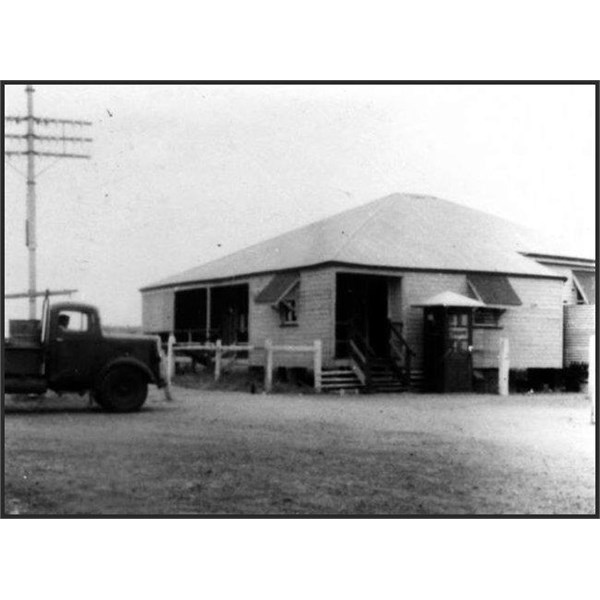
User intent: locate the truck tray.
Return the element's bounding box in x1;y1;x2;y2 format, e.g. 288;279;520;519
4;345;44;377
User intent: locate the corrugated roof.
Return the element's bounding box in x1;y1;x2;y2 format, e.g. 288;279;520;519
467;274;522;306
255;272;300;304
143;194;587;290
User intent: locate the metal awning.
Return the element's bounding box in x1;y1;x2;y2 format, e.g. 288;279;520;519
573;270;595;304
467;274;522;306
412;291;486;308
255;272;300;305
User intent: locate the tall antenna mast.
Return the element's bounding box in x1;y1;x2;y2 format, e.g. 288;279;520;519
5;85;92;318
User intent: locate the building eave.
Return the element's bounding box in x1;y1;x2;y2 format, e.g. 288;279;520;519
140;261;567;293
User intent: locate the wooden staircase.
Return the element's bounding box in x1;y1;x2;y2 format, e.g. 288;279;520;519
321;319;418;394
321;363;424;394
408;368;424;392
368;357;406;393
321;366;363;393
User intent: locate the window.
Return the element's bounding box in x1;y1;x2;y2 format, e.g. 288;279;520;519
473;308;502;328
278;284;299;326
57;310;90;333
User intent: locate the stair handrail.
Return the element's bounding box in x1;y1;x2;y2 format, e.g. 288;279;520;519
348;328;374;391
387;320;415;387
348;339;368;386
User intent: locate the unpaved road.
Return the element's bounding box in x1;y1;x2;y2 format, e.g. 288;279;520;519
3;388;595;515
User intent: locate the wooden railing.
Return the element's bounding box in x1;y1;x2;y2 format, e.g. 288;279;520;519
387;320;415;387
348;327;378;391
349;339;369;387
165;335;323;393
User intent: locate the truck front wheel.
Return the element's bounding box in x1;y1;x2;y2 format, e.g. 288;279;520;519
97;366;148;412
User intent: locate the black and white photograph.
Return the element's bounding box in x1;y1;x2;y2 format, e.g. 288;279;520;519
1;1;599;598
3;82;596;517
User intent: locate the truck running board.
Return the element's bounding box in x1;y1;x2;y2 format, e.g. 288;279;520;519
5;377;48;395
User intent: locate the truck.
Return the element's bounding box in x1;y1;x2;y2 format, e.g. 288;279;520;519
4;299;166;412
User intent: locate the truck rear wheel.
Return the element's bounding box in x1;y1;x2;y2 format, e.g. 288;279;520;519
97;365;148;412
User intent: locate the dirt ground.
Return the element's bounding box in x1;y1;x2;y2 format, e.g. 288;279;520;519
3;387;596;515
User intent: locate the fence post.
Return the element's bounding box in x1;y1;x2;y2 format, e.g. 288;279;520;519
167;333;175;385
589;335;595;424
313;339;322;393
264;339;273;393
215;339;222;381
498;337;509;396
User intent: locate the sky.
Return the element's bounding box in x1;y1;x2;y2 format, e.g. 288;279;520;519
3;83;596;327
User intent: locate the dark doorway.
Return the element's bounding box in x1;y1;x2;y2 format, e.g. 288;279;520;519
335;273;388;357
210;284;249;345
423;307;473;392
174;288;207;341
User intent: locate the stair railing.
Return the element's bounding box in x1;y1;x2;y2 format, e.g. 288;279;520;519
348;325;376;392
387;320;415;387
348;339;368;387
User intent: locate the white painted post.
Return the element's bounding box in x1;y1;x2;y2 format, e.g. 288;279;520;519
167;333;176;385
265;339;273;393
589;335;595;424
215;339;222;381
206;287;211;341
313;339;322;393
498;337;509;396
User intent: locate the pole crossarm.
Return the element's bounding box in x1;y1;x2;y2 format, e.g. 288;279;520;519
5;289;78;300
6;115;93;126
5;133;93;142
5;150;91;159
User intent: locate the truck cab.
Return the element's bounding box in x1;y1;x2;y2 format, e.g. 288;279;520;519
5;301;165;412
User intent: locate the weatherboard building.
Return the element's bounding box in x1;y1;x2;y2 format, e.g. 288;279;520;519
140;194;595;392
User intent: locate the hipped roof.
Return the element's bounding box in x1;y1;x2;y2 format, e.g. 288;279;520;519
143;193;588;291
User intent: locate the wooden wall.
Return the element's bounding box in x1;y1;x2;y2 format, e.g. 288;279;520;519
141;267;566;372
395;272;564;370
500;277;564;369
248;268;335;367
564;304;595;365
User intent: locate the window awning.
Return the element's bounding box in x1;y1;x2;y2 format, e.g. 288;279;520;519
467;274;522;306
573;270;595;304
255;272;300;305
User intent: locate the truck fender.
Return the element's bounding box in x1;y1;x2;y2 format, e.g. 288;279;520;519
96;357;157;389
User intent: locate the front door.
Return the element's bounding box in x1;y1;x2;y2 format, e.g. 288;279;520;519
335;273;388;357
423;307;473;392
444;310;473;392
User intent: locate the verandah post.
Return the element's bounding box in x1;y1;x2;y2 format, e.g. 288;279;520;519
265;339;273;393
313;339;322;393
498;337;509;396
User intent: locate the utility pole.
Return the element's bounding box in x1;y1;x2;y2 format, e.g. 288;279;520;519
5;85;92;318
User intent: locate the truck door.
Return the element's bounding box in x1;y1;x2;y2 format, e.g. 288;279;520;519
47;308;97;390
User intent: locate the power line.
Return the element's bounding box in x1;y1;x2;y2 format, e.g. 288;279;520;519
4;85;93;318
